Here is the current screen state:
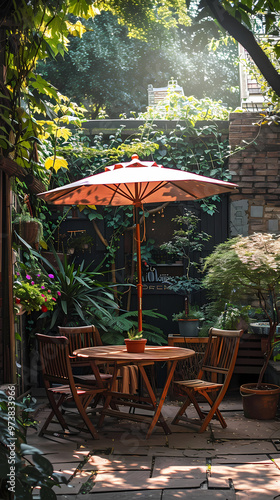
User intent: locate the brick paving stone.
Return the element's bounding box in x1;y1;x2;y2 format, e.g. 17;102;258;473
152;457;206;488
236;490;280;499
57;490;162;499
272;439;280;451
184;440;277;456
53;470;151;494
208;462;280;490
182;449;216;458
162;490;236;499
147;447;185;457
83;454;152;471
168;432;213;449
212;454;271;464
212;418;280;440
270;454;280;468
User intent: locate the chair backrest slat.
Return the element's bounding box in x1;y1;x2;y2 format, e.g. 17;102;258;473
198;328;243;383
58;325;102;360
36;333;74;385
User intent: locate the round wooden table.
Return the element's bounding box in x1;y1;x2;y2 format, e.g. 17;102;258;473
73;345;195;438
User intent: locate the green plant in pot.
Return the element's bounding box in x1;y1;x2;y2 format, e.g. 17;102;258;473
172;305;204;337
160;209;210;336
203;232;280;420
124;327;147;353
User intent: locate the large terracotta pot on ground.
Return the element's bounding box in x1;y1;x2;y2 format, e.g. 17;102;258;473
240;383;280;420
124;338;147;353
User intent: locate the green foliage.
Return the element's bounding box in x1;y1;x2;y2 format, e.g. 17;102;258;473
13;276;58;315
38;11;239;118
127;327;143;340
139;92;231;123
202;232;280;385
215;303;252;330
98;309;167;345
0;390;67;499
161;209;211;296
203;233;280;318
15;236;120;331
172;305;204;321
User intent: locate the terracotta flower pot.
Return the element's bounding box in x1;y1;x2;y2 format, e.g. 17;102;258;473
240;383;280;420
124;338;147;353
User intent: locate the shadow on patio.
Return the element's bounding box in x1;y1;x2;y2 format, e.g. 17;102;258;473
27;390;280;499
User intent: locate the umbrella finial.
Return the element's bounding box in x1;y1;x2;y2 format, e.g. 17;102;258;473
131;154;139;160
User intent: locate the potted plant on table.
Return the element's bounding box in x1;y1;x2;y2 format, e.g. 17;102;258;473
124;327;147;353
203;233;280;420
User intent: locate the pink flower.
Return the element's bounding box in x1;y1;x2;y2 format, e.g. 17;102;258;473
52;297;56;301
26;275;31;280
16;272;20;276
48;274;55;279
37;274;41;277
41;285;45;289
41;294;45;297
48;290;51;294
31;281;35;285
57;291;61;296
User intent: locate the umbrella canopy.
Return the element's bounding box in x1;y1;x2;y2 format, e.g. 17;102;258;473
38;154;238;332
39;154;237;207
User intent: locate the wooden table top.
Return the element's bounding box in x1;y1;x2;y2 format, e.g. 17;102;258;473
73;345;195;362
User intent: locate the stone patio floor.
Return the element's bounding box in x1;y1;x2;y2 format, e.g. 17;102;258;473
28;390;280;499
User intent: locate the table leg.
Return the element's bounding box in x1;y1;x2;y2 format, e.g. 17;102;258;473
144;360;178;439
98;361;119;428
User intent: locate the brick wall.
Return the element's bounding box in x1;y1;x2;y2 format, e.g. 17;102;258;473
229;112;280;236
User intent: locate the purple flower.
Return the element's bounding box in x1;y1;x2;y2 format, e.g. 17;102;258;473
26;275;31;280
48;274;55;279
41;285;45;289
37;274;41;277
31;281;35;285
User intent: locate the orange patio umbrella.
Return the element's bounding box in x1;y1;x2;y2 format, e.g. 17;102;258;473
38;154;238;332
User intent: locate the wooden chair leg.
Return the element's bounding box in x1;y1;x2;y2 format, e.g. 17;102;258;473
73;393;100;440
39;393;68;436
171;396;192;424
199;391;227;432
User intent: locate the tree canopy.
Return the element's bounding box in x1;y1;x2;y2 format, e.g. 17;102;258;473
192;0;280;100
38;10;239;118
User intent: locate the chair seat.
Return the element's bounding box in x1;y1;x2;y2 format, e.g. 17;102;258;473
171;328;243;433
175;379;223;391
74;373;112;382
48;384;103;395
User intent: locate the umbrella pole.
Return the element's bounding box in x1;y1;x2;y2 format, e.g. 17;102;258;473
135;206;143;333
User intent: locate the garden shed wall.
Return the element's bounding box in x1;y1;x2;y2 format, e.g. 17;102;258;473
229;112;280;236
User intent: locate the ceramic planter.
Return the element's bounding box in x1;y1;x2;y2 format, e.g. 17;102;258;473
124;338;147;353
240;383;280;420
177;319;199;337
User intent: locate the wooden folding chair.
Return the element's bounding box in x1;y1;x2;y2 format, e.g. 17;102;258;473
171;328;243;433
58;325;112;385
36;333;105;439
